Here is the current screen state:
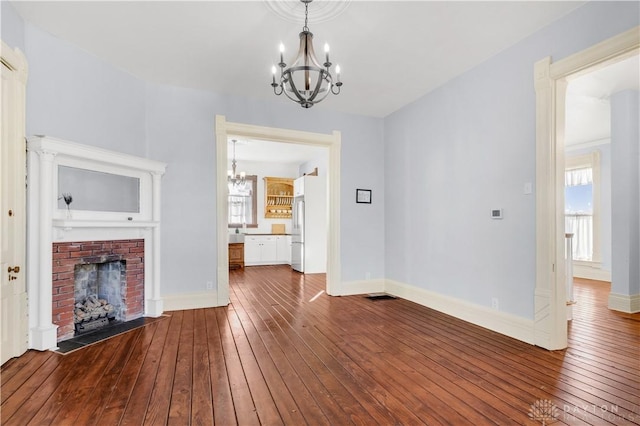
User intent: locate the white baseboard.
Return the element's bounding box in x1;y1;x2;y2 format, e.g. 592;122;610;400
608;292;640;313
162;290;220;311
384;279;535;345
573;264;611;282
339;278;386;296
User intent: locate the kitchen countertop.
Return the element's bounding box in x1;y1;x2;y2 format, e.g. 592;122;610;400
245;233;291;236
228;233;292;244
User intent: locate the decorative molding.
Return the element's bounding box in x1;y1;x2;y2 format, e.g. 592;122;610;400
534;56;568;350
163;291;218;312
326;131;342;296
385;279;535;345
215;116;232;306
1;40;28;83
263;0;351;25
28;136;166;174
550;27;640;80
608;292;640;313
52;220;159;229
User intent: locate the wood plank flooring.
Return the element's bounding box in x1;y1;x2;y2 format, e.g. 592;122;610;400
1;269;638;425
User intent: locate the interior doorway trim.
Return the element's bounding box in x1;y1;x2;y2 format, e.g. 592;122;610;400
533;26;639;350
215;116;342;305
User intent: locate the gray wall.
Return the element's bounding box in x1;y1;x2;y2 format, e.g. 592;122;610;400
383;1;639;319
2;3;385;297
1;0;24;51
611;90;640;297
24;24;147;156
2;1;637;316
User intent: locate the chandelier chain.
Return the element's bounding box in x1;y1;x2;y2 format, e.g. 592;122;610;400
303;2;309;32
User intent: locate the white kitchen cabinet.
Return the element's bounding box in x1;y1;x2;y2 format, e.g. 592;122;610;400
244;235;283;266
244;237;263;264
276;235;292;264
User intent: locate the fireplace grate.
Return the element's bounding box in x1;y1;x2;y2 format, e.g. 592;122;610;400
75;316;112;334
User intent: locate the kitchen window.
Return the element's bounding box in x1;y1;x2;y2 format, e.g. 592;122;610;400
228;175;257;228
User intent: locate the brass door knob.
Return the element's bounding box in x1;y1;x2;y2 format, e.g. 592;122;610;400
7;266;20;273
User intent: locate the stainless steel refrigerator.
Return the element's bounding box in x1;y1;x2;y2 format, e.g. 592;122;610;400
291;175;326;274
291;195;305;272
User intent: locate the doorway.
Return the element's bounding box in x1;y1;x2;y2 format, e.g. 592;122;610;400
563;56;640;283
533;27;639;350
214;116;342;306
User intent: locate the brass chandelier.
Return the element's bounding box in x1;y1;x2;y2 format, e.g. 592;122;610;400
227;139;246;191
270;0;342;108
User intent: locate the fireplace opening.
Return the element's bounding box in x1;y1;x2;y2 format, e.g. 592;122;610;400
74;260;126;334
53;239;145;342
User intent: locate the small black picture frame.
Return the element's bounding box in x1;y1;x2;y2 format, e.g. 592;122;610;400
356;189;372;204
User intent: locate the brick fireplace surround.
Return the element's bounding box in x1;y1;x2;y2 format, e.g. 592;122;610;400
52;239;145;341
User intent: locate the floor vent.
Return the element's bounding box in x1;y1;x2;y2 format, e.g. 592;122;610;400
365;293;397;300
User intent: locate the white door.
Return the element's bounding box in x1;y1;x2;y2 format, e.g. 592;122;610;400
1;42;29;365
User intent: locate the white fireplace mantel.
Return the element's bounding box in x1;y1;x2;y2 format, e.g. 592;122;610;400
26;136;167;350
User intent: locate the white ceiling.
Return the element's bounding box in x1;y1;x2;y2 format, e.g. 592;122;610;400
10;1;637;162
11;0;586;119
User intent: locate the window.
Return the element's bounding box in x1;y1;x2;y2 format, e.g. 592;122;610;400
564;152;601;263
228;175;257;228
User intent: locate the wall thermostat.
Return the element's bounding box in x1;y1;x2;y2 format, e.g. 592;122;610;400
491;209;503;219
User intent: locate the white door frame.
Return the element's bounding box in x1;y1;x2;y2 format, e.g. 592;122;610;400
1;40;29;363
533;27;639;350
214;116;342;305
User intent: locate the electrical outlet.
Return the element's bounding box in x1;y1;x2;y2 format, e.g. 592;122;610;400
491;297;499;310
206;280;214;290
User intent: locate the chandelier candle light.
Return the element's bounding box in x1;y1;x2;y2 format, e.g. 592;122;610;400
228;139;246;190
271;0;342;108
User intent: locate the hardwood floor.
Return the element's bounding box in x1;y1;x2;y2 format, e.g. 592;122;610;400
1;268;638;425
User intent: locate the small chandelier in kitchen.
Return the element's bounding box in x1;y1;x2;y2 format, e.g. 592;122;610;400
270;0;342;108
227;140;246;190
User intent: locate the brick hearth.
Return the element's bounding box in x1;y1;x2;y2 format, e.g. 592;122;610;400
52;239;144;341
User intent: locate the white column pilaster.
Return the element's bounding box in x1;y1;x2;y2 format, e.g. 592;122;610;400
146;171;163;316
31;150;58;350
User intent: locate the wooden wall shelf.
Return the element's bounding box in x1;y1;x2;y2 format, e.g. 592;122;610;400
264;177;293;218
